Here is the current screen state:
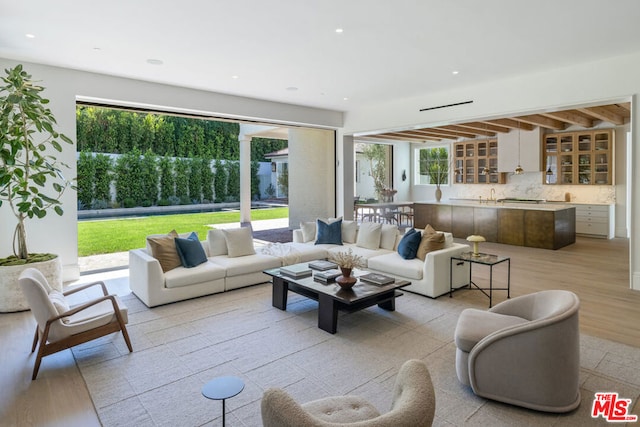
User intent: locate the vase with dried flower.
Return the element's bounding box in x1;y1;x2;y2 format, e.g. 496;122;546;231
329;248;365;289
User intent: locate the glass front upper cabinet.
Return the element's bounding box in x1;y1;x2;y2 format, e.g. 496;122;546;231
542;129;613;185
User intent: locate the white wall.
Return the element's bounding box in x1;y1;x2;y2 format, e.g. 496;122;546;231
288;128;335;227
343;51;640;290
0;59;342;281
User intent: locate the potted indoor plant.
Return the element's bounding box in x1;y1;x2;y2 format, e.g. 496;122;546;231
426;147;450;202
0;64;74;311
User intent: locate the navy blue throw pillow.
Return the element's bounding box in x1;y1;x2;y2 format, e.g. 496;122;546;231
175;232;208;268
397;228;422;259
315;219;343;245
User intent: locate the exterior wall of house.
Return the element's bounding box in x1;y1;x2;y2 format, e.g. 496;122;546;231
0;58;342;282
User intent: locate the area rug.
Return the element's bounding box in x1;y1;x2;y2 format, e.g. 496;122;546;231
70;284;640;426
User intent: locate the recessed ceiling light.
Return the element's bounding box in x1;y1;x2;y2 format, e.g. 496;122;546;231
146;59;163;65
286;86;298;91
452;70;459;75
93;47;101;51
335;28;344;33
232;75;239;79
343;97;349;101
25;33;35;39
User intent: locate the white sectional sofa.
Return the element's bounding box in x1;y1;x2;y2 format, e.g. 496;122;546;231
129;229;282;307
129;220;471;308
291;220;471;298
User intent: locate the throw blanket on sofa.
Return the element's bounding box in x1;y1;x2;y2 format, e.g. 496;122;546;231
259;243;302;266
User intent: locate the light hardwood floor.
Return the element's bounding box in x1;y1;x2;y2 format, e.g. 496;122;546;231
1;236;638;426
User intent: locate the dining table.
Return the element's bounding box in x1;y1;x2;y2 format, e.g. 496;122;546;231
355;201;414;225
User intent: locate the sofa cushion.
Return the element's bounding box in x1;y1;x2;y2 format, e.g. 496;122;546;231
454;308;528;352
367;252;424;280
207;229;228;256
164;261;226;289
175;232;208;268
147;230;182;272
300;221;316;243
209;254;281;277
223;227;256;258
356;222;382;250
397;228;422;259
416;228;446;261
273;243;328;265
380;224;399;250
341;220;358;244
316;218;343;245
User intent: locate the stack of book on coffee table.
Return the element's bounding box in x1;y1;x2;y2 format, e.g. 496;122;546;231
313;269;342;284
280;264;312;279
308;260;338;271
359;272;395;286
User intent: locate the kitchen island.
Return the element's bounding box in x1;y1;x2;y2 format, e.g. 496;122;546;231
414;200;575;249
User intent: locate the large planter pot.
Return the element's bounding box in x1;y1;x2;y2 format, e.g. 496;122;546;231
0;256;62;312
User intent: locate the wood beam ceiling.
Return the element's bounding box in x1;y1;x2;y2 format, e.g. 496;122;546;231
356;102;630;144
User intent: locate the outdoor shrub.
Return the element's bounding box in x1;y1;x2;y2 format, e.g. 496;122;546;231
157;198;170;206
213;159;227;202
179;195;191;205
188;157;203;203
77;200;86;211
91;199;109;210
110;201;121;209
159;156;174;200
115;149;144;204
141;149;159;205
77;151;95;208
251;160;260;200
141;200;152;207
227;161;240;200
201;157;214;202
174;158;189;200
93;154;112;203
168;195;181;206
123;198;136;208
265;183;276;198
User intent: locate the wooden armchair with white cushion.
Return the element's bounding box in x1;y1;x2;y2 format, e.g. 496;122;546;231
19;268;132;380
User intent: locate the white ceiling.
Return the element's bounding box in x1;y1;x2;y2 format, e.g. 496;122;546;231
2;0;640;113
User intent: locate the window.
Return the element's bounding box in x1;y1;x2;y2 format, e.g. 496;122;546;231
415;146;450;185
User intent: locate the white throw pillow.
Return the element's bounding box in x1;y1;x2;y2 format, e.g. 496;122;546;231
380;224;399;250
300;221;316;243
356;222;382;250
207;229;228;256
341;220;358;244
223;228;256;258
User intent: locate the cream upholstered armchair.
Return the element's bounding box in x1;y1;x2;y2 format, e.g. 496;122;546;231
261;359;435;427
454;290;580;412
19;268;132;380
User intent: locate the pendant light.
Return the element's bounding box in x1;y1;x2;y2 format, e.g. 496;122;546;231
481;122;491;175
514;121;524;175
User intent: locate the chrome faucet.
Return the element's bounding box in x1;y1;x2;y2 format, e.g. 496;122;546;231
489;188;496;203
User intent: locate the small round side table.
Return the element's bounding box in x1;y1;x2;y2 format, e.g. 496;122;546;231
202;376;245;426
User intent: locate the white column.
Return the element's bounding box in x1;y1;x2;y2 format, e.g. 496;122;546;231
239;136;252;227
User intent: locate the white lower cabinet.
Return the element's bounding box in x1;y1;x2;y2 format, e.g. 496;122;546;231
574;204;613;239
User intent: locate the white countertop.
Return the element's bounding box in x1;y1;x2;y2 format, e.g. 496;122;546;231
415;199;576;211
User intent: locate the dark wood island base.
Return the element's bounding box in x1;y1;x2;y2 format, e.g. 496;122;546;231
414;202;575;250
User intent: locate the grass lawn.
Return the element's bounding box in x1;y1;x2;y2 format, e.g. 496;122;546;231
78;207;288;256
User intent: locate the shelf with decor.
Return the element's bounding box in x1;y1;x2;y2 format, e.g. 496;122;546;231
453;139;506;184
542;129;613;185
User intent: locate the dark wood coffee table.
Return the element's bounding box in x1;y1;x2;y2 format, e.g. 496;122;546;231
264;264;410;334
